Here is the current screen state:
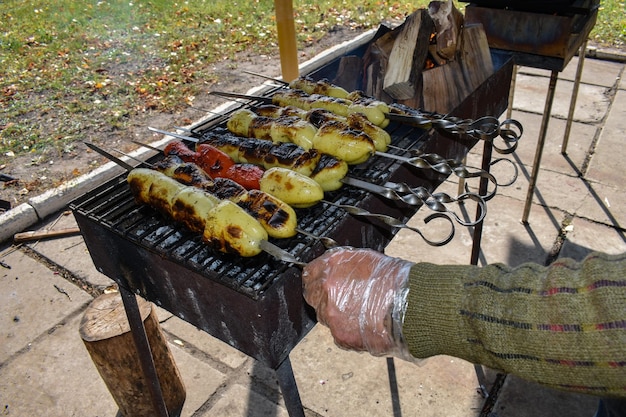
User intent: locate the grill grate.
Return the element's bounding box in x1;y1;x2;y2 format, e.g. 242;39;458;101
70;110;434;298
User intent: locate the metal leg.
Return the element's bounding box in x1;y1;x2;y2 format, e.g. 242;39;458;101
275;356;305;417
562;40;588;154
119;286;170;417
387;358;402;417
522;70;559;224
506;65;518;120
470;139;494;266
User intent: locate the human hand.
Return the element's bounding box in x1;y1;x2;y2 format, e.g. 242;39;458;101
302;247;413;357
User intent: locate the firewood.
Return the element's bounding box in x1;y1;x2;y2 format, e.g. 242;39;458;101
382;10;434;100
362;26;397;101
333;55;363;93
428;0;464;61
459;24;494;92
422;59;470;113
80;292;186;417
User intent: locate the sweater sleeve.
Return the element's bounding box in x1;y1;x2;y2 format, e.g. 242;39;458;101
401;252;626;398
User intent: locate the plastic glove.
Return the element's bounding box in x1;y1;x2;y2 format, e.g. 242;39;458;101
302;246;414;360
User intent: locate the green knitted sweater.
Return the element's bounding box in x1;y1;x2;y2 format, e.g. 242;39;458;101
402;252;626;398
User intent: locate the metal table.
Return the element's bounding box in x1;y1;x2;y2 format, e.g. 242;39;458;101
465;2;599;222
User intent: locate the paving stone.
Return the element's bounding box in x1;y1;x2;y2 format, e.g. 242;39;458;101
492;375;599;417
502;112;597;175
290;325;485;417
23;212;114;289
519;56;624;88
169;342;229;417
198;383;289;417
575;180;626;230
0;248;93;363
160;314;249;370
586;89;626;187
512;74;611;123
560;217;626;260
0;313;119;417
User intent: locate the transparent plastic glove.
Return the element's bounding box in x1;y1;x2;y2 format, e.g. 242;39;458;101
302;246;414;360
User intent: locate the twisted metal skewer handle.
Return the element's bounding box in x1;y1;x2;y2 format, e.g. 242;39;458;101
384;182;487;226
378;152;499;201
323;201;455;247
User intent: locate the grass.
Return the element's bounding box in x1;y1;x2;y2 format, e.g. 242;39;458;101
1;0;624;162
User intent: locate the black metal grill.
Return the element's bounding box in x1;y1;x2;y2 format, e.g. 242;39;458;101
70;43;513;416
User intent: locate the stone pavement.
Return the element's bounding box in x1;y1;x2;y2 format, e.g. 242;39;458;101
1;38;625;416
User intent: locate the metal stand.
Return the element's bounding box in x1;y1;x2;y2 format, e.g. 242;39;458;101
275;356;305;417
521;70;559;223
562;40;588;154
521;41;588;223
119;283;306;417
119;285;170;417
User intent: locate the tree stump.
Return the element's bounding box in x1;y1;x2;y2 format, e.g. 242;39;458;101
80;292;186;417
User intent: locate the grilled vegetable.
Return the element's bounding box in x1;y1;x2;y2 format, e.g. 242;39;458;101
288;76;350;99
309;154;349;192
203;200;268;257
198;130;346;191
224;163;264;190
272;89;390;128
255;105;390;152
227;108;376;165
127;168;267;257
155;156;297;239
312;120;375;165
259;167;324;209
227;109;316;150
200;129;321;176
195;143;235;178
163;140;262;190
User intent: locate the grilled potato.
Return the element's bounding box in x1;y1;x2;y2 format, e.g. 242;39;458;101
260;167;324;208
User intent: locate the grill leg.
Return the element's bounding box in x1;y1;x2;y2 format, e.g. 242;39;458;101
119;286;171;417
561;40;587;155
275;356;305;417
522;70;559;223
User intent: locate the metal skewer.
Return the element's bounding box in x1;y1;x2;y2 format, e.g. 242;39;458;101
322;200;455;247
84;142;307;267
208;90;523;151
145;127;489;221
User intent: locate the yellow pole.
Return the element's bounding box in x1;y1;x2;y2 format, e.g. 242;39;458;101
274;0;299;82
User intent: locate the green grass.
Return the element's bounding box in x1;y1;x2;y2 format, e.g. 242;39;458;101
0;0;623;161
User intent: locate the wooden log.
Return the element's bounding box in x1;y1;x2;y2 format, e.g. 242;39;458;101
459;24;494;93
382;9;434;100
80;292;186;417
332;55;363;93
362;26;397;101
428;0;464;61
422;59;470;114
